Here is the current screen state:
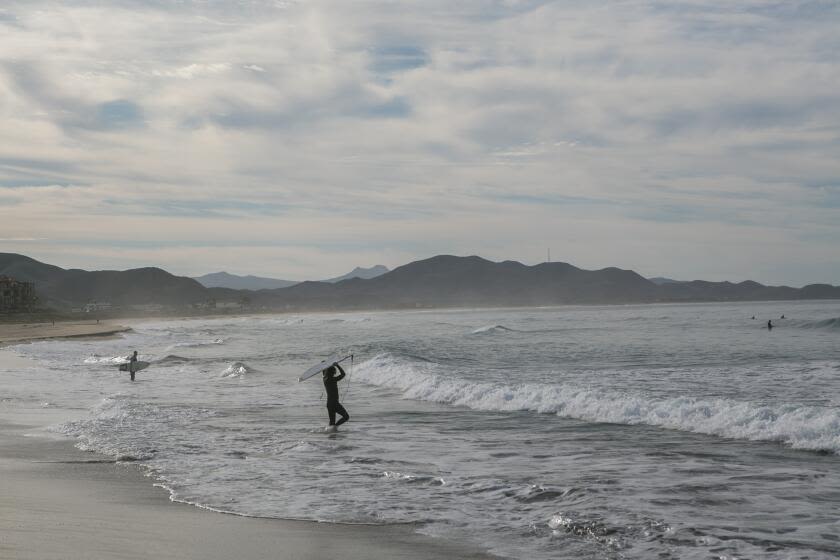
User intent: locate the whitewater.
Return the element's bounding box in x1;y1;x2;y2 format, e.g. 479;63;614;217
3;300;840;559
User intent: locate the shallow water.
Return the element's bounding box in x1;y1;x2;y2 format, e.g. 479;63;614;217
3;301;840;559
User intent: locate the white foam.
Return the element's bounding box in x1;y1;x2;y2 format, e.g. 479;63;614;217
354;354;840;454
84;354;129;364
221;362;251;377
383;470;417;481
264;317;304;326
52;396;218;460
167;338;225;350
471;324;515;334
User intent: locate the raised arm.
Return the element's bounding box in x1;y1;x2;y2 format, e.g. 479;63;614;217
334;363;346;381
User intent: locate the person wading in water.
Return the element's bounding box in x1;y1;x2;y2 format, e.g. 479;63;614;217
322;363;349;431
129;350;138;381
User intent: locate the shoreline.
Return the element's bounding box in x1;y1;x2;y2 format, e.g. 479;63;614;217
0;349;495;560
0;320;131;347
1;295;826;329
0;422;494;560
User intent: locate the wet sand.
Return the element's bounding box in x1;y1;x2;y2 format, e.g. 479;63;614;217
0;321;130;347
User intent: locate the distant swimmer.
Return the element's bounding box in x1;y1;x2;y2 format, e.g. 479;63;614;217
767;320;773;330
323;363;350;430
751;316;755;320
129;350;138;381
780;315;785;319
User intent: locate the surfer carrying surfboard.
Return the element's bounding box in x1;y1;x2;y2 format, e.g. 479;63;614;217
323;363;350;429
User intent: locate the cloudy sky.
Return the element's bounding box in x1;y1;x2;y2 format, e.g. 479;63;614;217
1;1;838;285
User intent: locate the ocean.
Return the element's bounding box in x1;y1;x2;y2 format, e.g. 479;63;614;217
3;300;840;559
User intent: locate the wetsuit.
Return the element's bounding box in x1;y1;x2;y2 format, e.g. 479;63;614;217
323;364;349;426
129;352;137;381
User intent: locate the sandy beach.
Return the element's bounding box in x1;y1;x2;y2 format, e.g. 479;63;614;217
0;425;493;560
0;321;131;347
0;347;493;560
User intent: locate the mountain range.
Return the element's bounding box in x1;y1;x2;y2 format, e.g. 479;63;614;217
193;265;389;290
0;253;206;308
192;272;297;290
2;252;839;312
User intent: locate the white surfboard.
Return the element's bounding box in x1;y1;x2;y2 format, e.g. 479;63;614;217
298;354;353;382
118;361;150;373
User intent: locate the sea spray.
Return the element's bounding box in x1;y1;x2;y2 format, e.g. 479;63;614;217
222;362;252;377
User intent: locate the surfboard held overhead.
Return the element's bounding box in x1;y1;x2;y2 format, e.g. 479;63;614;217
299;353;353;382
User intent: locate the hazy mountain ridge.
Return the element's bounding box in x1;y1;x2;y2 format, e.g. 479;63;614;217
193;271;297;290
322;265;389;283
193;265;389;290
219;255;840;310
255;256;662;309
2;253;839;312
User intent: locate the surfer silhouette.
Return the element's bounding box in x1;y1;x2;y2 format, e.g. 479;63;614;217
323;363;349;430
767;320;773;330
129;350;138;381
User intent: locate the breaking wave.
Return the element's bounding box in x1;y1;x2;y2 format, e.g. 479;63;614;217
354;354;840;454
471;324;517;335
157;354;194;364
261;317;304;326
792;317;840;330
167;338;225;350
221;362;252;377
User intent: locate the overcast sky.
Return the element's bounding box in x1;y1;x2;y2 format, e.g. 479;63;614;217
1;1;838;285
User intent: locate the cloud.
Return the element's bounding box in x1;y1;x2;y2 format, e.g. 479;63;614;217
0;0;838;285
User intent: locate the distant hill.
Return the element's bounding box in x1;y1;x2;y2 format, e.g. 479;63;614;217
0;253;208;307
3;252;839;312
648;276;683;285
322;265;389;283
194;265;389;290
241;255;840;311
193;271;297;290
246;256;661;309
